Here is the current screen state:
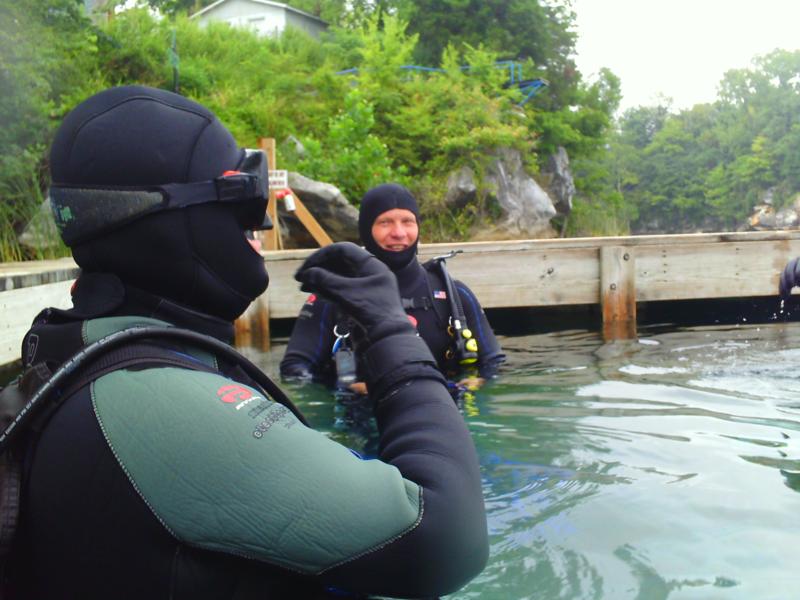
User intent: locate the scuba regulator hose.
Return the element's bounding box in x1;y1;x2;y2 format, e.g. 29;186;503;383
431;251;479;366
0;326;309;455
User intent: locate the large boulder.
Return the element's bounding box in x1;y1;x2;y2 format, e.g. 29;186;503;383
278;173;359;248
444;167;478;210
442;149;557;240
19;198;61;251
479;148;557;239
749;194;800;230
541;146;575;217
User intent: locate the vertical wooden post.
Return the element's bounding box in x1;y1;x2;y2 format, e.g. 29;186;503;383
600;246;637;341
258;137;281;251
232;137;279;351
234;287;271;350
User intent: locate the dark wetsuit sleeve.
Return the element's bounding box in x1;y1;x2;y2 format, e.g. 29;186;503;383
456;281;505;378
279;296;335;381
321;371;489;596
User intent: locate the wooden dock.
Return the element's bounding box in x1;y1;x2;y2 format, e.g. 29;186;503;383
3;231;800;367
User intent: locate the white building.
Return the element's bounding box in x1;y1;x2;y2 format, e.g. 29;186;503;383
192;0;328;39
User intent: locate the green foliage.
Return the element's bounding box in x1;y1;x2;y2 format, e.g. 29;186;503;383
291;89;404;202
0;0;98;261
592;48;800;233
387;43;530;176
397;0;576;74
0;0;622;259
141;0;214;17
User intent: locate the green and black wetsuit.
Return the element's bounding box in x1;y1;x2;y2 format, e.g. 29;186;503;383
10;281;487;599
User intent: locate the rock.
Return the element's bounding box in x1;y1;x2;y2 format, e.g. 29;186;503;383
749;194;800;230
281;172;359;247
283;135;306;159
444;167;478;210
542;146;575;217
479;148;557;239
440;149;557;240
19;198;61;250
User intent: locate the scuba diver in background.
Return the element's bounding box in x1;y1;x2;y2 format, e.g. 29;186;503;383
280;183;505;396
780;257;800;299
3;86;488;599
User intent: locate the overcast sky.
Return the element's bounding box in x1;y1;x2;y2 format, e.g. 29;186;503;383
572;0;800;113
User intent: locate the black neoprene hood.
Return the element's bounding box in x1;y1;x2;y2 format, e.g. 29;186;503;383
48;85;270;322
359;183;421;271
50;85;242;187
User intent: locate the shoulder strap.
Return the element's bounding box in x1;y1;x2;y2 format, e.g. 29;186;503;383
0;339;218;568
424;257;478;366
65;342;214;398
0;327;308;567
3;325;308;455
29;342;217;435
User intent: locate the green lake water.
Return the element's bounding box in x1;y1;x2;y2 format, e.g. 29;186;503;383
250;321;800;600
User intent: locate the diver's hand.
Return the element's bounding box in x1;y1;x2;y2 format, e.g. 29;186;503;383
457;376;485;391
295;242;413;345
779;257;800;300
348;381;368;395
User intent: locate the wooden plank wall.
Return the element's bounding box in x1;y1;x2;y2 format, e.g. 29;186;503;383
0;257;78;368
4;231;800;367
257;231;800;318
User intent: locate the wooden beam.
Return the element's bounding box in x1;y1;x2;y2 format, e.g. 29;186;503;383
287;189;333;247
6;231;800;366
600;246;637;340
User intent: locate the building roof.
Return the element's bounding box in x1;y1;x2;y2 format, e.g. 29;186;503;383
191;0;327;25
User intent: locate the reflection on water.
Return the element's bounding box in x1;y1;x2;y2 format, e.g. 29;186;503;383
246;322;800;600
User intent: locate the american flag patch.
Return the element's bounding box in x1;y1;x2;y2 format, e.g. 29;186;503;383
433;290;447;300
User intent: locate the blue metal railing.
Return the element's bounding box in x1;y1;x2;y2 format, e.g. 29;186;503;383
336;61;548;106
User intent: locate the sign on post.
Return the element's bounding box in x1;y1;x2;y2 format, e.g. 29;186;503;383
268;170;288;190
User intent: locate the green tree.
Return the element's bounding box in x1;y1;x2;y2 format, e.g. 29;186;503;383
0;0;98;260
293;88;402;202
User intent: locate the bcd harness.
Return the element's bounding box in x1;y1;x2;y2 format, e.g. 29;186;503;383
331;252;479;387
425;251;479;367
0;325;308;571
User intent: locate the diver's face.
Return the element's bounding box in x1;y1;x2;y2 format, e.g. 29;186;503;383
371;208;419;252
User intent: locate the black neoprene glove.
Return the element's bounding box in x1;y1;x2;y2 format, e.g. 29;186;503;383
295;242;415;347
779;257;800;300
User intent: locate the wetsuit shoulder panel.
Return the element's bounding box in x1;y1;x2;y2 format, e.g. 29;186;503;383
91;367;422;575
82;316;173;344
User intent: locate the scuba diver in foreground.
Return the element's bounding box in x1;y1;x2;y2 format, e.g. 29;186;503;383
2;86;488;599
280;183;505;396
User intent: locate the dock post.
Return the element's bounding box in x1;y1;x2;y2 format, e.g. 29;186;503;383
258;137;281;251
600;246;637;340
235;292;271;350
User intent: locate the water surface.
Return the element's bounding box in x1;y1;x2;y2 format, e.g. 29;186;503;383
251;322;800;600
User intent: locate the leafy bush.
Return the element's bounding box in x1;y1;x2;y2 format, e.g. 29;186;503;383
291;89;405;203
0;1;621;259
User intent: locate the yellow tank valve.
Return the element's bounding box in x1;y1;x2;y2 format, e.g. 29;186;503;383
461;328;473;339
466;338;478;352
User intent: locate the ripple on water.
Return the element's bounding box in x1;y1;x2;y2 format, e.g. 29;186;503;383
253;327;800;599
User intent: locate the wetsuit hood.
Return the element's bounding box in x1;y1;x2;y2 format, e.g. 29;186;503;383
359;183;420;272
49;85;269;322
